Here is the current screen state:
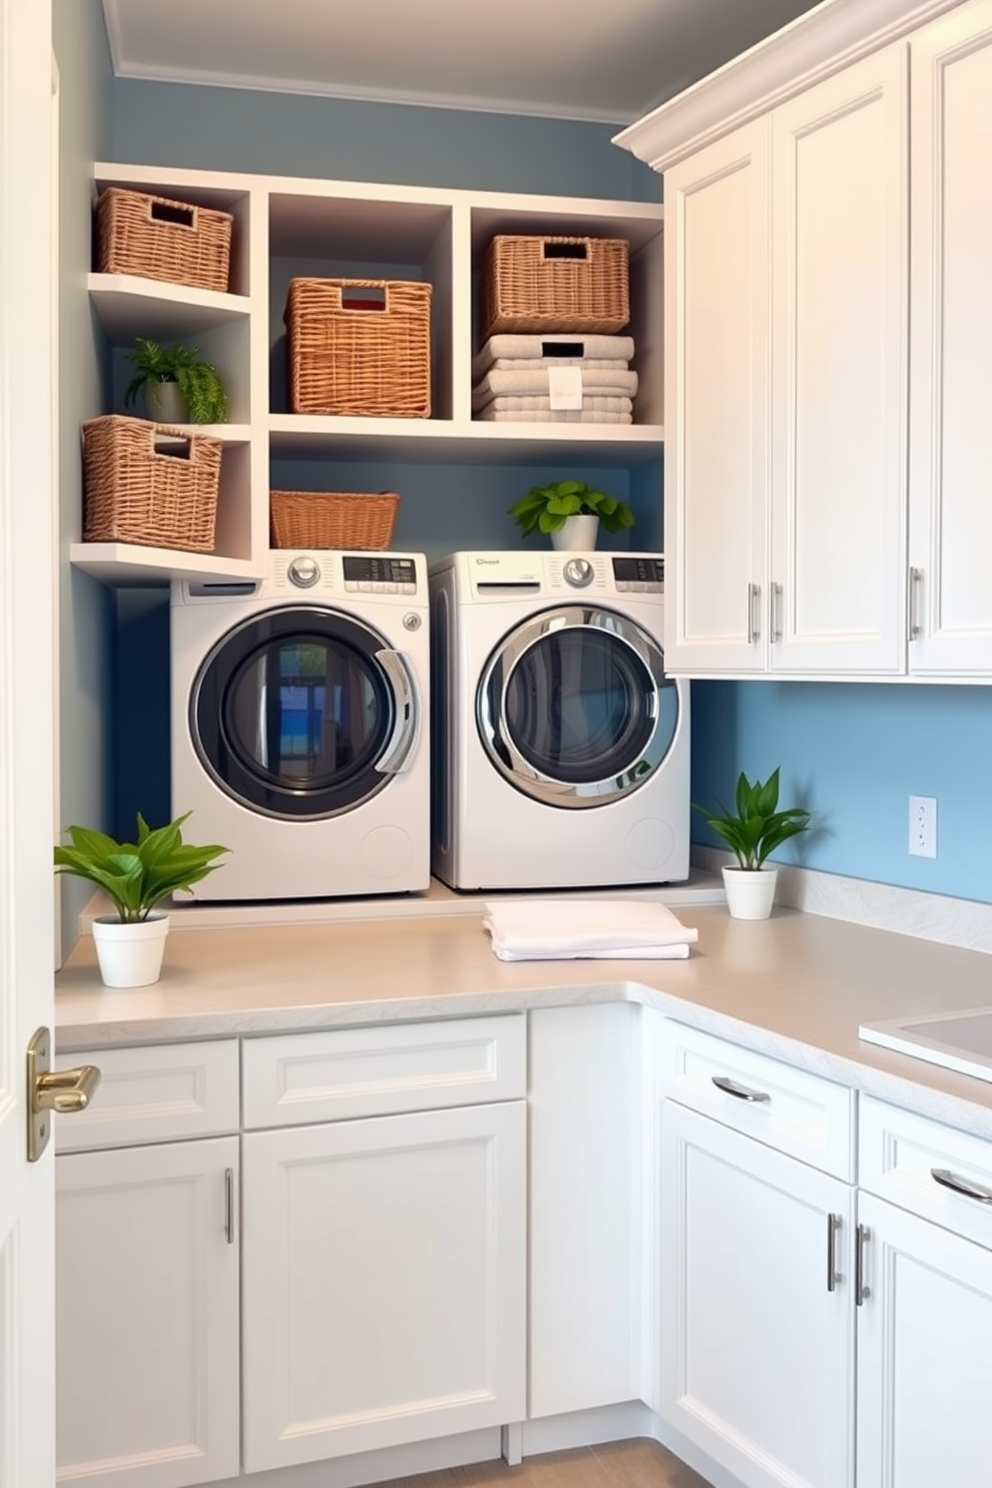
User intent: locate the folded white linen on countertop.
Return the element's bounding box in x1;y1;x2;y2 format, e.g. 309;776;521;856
483;899;698;962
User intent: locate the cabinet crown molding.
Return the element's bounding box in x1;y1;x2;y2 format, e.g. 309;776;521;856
613;0;963;172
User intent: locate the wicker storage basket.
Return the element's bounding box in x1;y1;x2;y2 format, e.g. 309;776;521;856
284;278;432;417
96;187;233;293
480;235;630;339
270;490;401;550
81;416;222;552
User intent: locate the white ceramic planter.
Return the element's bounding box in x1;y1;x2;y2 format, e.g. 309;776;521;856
721;866;778;920
551;514;599;551
91;913;170;988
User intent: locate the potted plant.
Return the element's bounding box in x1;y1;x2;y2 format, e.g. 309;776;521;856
694;768;811;919
124;336;229;424
54;812;229;987
508;479;635;551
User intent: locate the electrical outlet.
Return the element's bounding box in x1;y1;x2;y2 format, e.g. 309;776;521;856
909;795;937;858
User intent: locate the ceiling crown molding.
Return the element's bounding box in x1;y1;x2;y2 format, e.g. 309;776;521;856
613;0;963;171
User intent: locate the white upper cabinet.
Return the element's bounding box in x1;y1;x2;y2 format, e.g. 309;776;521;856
619;0;992;682
908;0;992;676
658;47;908;678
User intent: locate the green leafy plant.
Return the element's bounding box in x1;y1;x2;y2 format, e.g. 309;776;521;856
507;479;636;538
54;812;229;922
694;768;811;871
124;337;228;424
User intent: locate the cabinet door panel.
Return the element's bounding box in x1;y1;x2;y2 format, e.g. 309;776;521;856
909;0;992;674
55;1137;240;1488
771;45;908;674
857;1191;992;1488
664;120;771;673
660;1102;855;1488
242;1101;525;1473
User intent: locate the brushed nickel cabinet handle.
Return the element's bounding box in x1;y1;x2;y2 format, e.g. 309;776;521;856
747;583;761;645
826;1212;842;1293
856;1223;871;1306
711;1074;771;1103
225;1167;235;1244
908;566;923;640
931;1167;992;1204
771;582;783;643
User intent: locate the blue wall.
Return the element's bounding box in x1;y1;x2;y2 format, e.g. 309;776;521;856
104;67;992;905
692;681;992;901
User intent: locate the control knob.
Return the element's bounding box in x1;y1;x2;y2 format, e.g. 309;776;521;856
288;556;321;588
563;557;595;588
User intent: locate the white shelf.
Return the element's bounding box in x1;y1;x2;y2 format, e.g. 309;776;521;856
88;274;250;337
69;543;264;587
268;415;664;463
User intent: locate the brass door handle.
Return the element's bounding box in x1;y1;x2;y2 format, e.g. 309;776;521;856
35;1064;101;1114
26;1027;102;1161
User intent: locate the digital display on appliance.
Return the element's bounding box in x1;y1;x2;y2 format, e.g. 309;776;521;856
342;556;417;586
612;557;665;584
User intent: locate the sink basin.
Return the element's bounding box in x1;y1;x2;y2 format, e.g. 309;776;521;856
859;1006;992;1084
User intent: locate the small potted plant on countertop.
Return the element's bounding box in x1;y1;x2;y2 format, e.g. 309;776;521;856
124;336;229;425
508;479;635;551
54;812;229;987
694;767;811;919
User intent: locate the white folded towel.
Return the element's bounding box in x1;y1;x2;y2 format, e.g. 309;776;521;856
475;405;632;424
472;366;639;410
483;899;698;962
473;334;635;379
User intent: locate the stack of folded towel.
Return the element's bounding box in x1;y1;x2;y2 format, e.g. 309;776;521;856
483;899;698;962
471;334;637;424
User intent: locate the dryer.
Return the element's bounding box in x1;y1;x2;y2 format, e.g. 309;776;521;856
429;550;689;892
171;550;430;901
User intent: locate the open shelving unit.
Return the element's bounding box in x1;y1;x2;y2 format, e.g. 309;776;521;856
71;161;665;585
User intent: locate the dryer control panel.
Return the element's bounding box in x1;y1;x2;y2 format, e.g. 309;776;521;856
612;555;665;592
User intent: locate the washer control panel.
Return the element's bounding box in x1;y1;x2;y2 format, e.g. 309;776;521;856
613;556;665;593
343;555;419;594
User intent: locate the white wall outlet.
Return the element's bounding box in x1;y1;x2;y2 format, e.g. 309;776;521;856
909;795;937;858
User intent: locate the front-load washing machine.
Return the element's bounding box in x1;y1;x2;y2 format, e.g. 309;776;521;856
429;550;689;892
171;550;430;901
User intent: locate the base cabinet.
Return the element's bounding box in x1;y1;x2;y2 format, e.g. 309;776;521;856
55;1137;240;1488
660;1102;856;1488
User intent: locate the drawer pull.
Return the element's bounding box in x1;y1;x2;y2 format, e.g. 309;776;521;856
826;1212;842;1292
711;1074;771;1103
747;583;761;645
930;1167;992;1204
856;1224;871;1306
225;1167;235;1244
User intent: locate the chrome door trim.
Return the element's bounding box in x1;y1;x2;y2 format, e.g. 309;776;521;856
477;604;675;809
374;649;419;775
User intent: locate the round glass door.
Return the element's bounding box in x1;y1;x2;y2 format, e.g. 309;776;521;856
477;605;680;808
191;606;414;819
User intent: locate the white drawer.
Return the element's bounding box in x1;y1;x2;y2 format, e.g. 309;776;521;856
660;1019;855;1181
242;1014;527;1129
860;1095;992;1249
54;1040;240;1151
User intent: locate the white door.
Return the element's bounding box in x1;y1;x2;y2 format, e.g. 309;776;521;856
857;1191;992;1488
769;44;908;676
0;2;58;1486
663;118;771;675
908;0;992;676
659;1102;856;1488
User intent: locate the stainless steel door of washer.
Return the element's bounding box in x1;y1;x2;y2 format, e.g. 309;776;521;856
190;604;418;821
476;604;679;808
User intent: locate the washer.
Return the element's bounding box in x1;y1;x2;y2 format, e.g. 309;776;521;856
429;550;690;892
171;550;430;902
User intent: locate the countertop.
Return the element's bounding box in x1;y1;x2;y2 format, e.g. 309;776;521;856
54;899;992;1138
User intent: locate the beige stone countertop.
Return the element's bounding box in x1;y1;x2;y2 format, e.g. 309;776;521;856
54;902;992;1137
